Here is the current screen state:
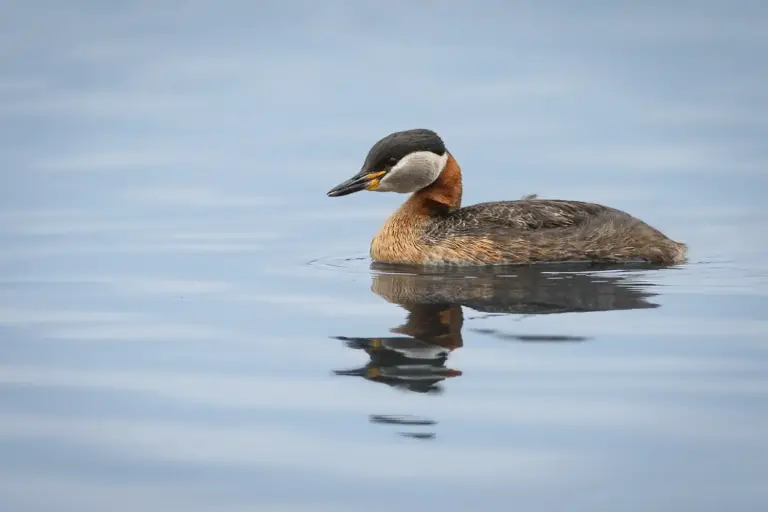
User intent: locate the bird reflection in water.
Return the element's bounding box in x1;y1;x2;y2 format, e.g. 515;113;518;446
333;298;463;395
332;262;663;437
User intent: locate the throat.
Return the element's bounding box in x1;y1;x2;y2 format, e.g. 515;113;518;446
369;153;462;264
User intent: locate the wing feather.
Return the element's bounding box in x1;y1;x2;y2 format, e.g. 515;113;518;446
430;199;622;236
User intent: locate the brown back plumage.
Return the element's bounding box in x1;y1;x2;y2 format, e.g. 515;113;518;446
423;198;687;265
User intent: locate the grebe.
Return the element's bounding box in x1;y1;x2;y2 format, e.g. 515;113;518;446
327;128;687;266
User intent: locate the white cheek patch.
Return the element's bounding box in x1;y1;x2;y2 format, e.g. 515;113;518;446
377;152;448;193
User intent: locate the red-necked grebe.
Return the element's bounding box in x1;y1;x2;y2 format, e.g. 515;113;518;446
327;128;687;266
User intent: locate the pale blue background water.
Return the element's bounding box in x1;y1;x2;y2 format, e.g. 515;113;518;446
1;1;767;511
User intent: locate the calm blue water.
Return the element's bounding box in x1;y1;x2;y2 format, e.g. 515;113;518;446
2;2;768;511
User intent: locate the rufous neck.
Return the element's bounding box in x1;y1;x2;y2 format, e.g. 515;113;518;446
413;152;462;212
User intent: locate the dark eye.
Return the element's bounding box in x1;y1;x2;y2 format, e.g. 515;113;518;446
387;157;398;166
